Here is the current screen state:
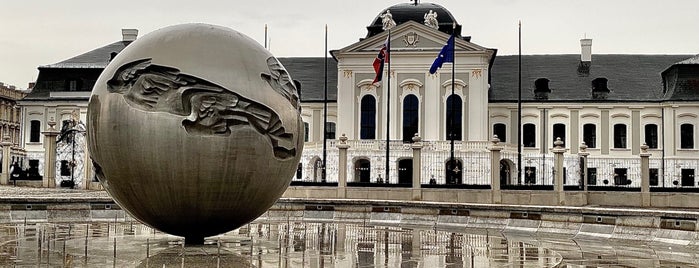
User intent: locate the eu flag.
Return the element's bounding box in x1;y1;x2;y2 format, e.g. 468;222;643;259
429;35;455;74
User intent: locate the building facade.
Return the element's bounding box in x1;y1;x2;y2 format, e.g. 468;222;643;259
297;2;699;191
13;2;699;192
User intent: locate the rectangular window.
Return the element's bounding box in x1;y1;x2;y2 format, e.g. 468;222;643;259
69;80;78;91
680;124;694;149
524;166;536;184
30;120;41;143
645;124;658;149
325;122;336;139
614;168;628;185
649;168;659;186
614;124;627;148
303;122;309;142
553;123;566;147
583;124;596;148
523;124;536;147
587;168;597;185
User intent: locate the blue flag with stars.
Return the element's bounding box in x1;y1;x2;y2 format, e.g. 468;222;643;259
429;35;455;74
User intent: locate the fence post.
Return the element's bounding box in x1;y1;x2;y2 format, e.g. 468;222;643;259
337;134;350;198
552;137;566;205
41;119;60;188
578;142;589;205
640;143;651;207
489;135;503;204
0;135;12;185
411;134;423;201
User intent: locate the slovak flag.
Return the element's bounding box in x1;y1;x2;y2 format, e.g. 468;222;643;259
429;35;455;74
372;36;390;84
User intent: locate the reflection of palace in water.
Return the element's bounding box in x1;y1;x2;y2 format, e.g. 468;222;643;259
238;222;560;267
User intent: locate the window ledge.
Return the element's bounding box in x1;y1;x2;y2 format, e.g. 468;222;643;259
610;148;631;151
25;142;42;145
677;148;698;152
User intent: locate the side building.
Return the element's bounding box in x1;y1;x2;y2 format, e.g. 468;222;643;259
18;29;137;189
0;82;28;184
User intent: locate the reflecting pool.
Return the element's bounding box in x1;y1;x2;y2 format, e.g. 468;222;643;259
1;218;697;267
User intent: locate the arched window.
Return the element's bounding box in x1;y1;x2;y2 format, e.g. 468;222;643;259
354;159;371;183
360;95;376;139
445;158;463;185
583;124;596;148
296;163;302;180
614;124;627;148
397;158;413;185
402;95;419;142
523;123;536;147
645;124;658;149
681;123;694;149
325;122;336;139
446;95;462;141
313;158;323;182
493;123;506;143
29;120;41;143
553;123;566;147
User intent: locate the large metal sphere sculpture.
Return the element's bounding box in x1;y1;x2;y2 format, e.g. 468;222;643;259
87;24;303;244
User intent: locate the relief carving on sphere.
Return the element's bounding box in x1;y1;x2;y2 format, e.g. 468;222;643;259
106;58;296;160
261;57;301;111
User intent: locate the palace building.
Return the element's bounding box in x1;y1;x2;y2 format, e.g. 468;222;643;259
15;2;699;192
297;2;699;190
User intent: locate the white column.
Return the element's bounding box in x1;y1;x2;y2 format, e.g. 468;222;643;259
424;73;439;140
336;69;355;139
468;69;489;141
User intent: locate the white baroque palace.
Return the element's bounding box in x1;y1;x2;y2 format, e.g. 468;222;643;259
297;2;699;190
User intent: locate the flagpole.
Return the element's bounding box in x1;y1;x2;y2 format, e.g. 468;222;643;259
385;29;391;184
517;20;523;185
264;24;268;49
449;25;456;184
322;24;328;183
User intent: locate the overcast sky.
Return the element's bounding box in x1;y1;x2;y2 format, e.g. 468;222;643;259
1;0;697;89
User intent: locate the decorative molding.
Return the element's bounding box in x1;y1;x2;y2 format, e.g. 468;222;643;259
522;113;538;118
357;79;380;91
471;69;482;78
490;113;508;119
611;113;630;118
550;113;569;119
641;114;662;119
581;113;600;118
403;32;419;47
399;78;424;90
441;79;467;90
677;113;698;118
27;111;43;116
342;70;353;78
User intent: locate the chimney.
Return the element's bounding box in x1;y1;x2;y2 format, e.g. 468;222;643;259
122;29;138;42
580;38;592;62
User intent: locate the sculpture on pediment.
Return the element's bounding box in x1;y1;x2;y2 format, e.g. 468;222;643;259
424;10;439;30
380;10;396;30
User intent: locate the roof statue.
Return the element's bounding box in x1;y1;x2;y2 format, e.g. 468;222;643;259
380;10;396;30
424;10;439;30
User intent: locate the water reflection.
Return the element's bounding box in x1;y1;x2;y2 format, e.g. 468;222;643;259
0;220;696;267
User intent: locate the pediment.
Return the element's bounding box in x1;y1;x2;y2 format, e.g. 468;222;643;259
334;21;489;55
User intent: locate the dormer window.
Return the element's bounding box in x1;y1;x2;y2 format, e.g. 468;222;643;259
591;77;609;99
67;79;79;91
534;78;551;100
